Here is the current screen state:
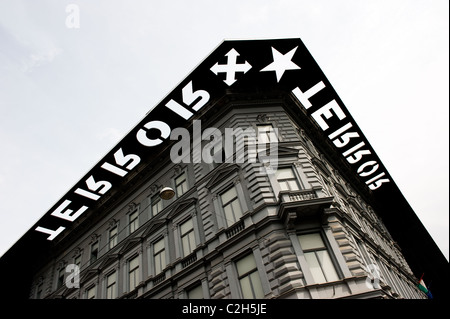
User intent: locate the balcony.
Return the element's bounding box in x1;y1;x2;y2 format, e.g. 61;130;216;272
278;188;334;227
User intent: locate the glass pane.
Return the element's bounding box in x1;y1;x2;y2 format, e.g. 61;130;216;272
236;254;257;276
188;285;203;299
240;276;253;299
129;271;136;290
279;181;289;191
221;187;237;205
155;253;163;274
175;173;186;185
276;168;295;180
298;233;325;251
154;239;164;253
189;232;196;252
288;180;300;191
231;199;243;219
304;252;327;283
107;272;116;286
129;256;139;270
182;236;192;256
180;219;193;235
224;204;235;224
87;287;95;299
250;272;264;298
316;250;339;282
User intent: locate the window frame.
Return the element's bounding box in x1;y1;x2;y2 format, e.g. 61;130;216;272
90;241;99;265
175;171;189;198
235;252;265;299
106;271;117;299
109;226;118;250
220;186;244;227
179;218;196;257
153;237;166;276
296;232;340;284
128;255;140;292
275;166;301;191
151;194;163;217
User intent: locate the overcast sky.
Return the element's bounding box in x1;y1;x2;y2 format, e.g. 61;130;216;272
0;0;448;260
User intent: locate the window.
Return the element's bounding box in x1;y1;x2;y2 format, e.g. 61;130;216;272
128;256;139;292
129;211;139;233
220;187;243;226
86;286;95;299
180;219;196;257
175;172;188;197
90;241;99;264
187;284;203;299
154;238;166;275
74;255;81;269
298;233;339;284
257;125;278;144
106;272;117;299
57;267;65;289
275;167;300;191
36;283;43;299
236;253;264;299
151;195;162;217
109;226;118;249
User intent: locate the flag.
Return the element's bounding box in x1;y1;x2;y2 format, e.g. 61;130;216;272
417;274;433;299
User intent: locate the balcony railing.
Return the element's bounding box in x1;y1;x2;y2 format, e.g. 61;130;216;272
225;220;245;239
181;253;198;268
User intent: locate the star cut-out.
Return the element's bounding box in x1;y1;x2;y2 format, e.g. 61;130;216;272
260;46;300;82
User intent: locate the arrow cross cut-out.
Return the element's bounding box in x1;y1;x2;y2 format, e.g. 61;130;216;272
210;49;252;86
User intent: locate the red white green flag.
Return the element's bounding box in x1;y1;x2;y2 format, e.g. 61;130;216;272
417;274;433;299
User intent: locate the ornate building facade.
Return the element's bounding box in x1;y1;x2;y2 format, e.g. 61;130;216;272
1;39;446;300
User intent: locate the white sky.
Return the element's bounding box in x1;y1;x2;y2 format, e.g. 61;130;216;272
0;0;448;260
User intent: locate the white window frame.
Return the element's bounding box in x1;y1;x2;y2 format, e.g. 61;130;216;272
129;210;139;234
235;253;265;299
128;256;139;292
220;186;244;227
175;172;188;197
297;232;340;284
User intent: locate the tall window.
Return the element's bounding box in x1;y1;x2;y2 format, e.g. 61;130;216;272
153;238;166;275
175;172;188;197
129;211;139;234
57;267;65;289
128;256;139;292
220;187;243;226
257;125;278;144
36;283;43;299
180;219;196;257
109;226;118;249
106;272;117;299
236;253;264;299
151;195;162;217
276;167;300;191
298;233;339;284
90;241;99;264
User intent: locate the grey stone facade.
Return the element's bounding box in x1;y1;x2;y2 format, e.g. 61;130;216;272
29;97;426;299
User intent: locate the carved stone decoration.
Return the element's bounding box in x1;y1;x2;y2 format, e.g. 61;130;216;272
149;184;160;195
256;113;268;123
90;234;99;244
128;202;137;213
108;218;117;228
